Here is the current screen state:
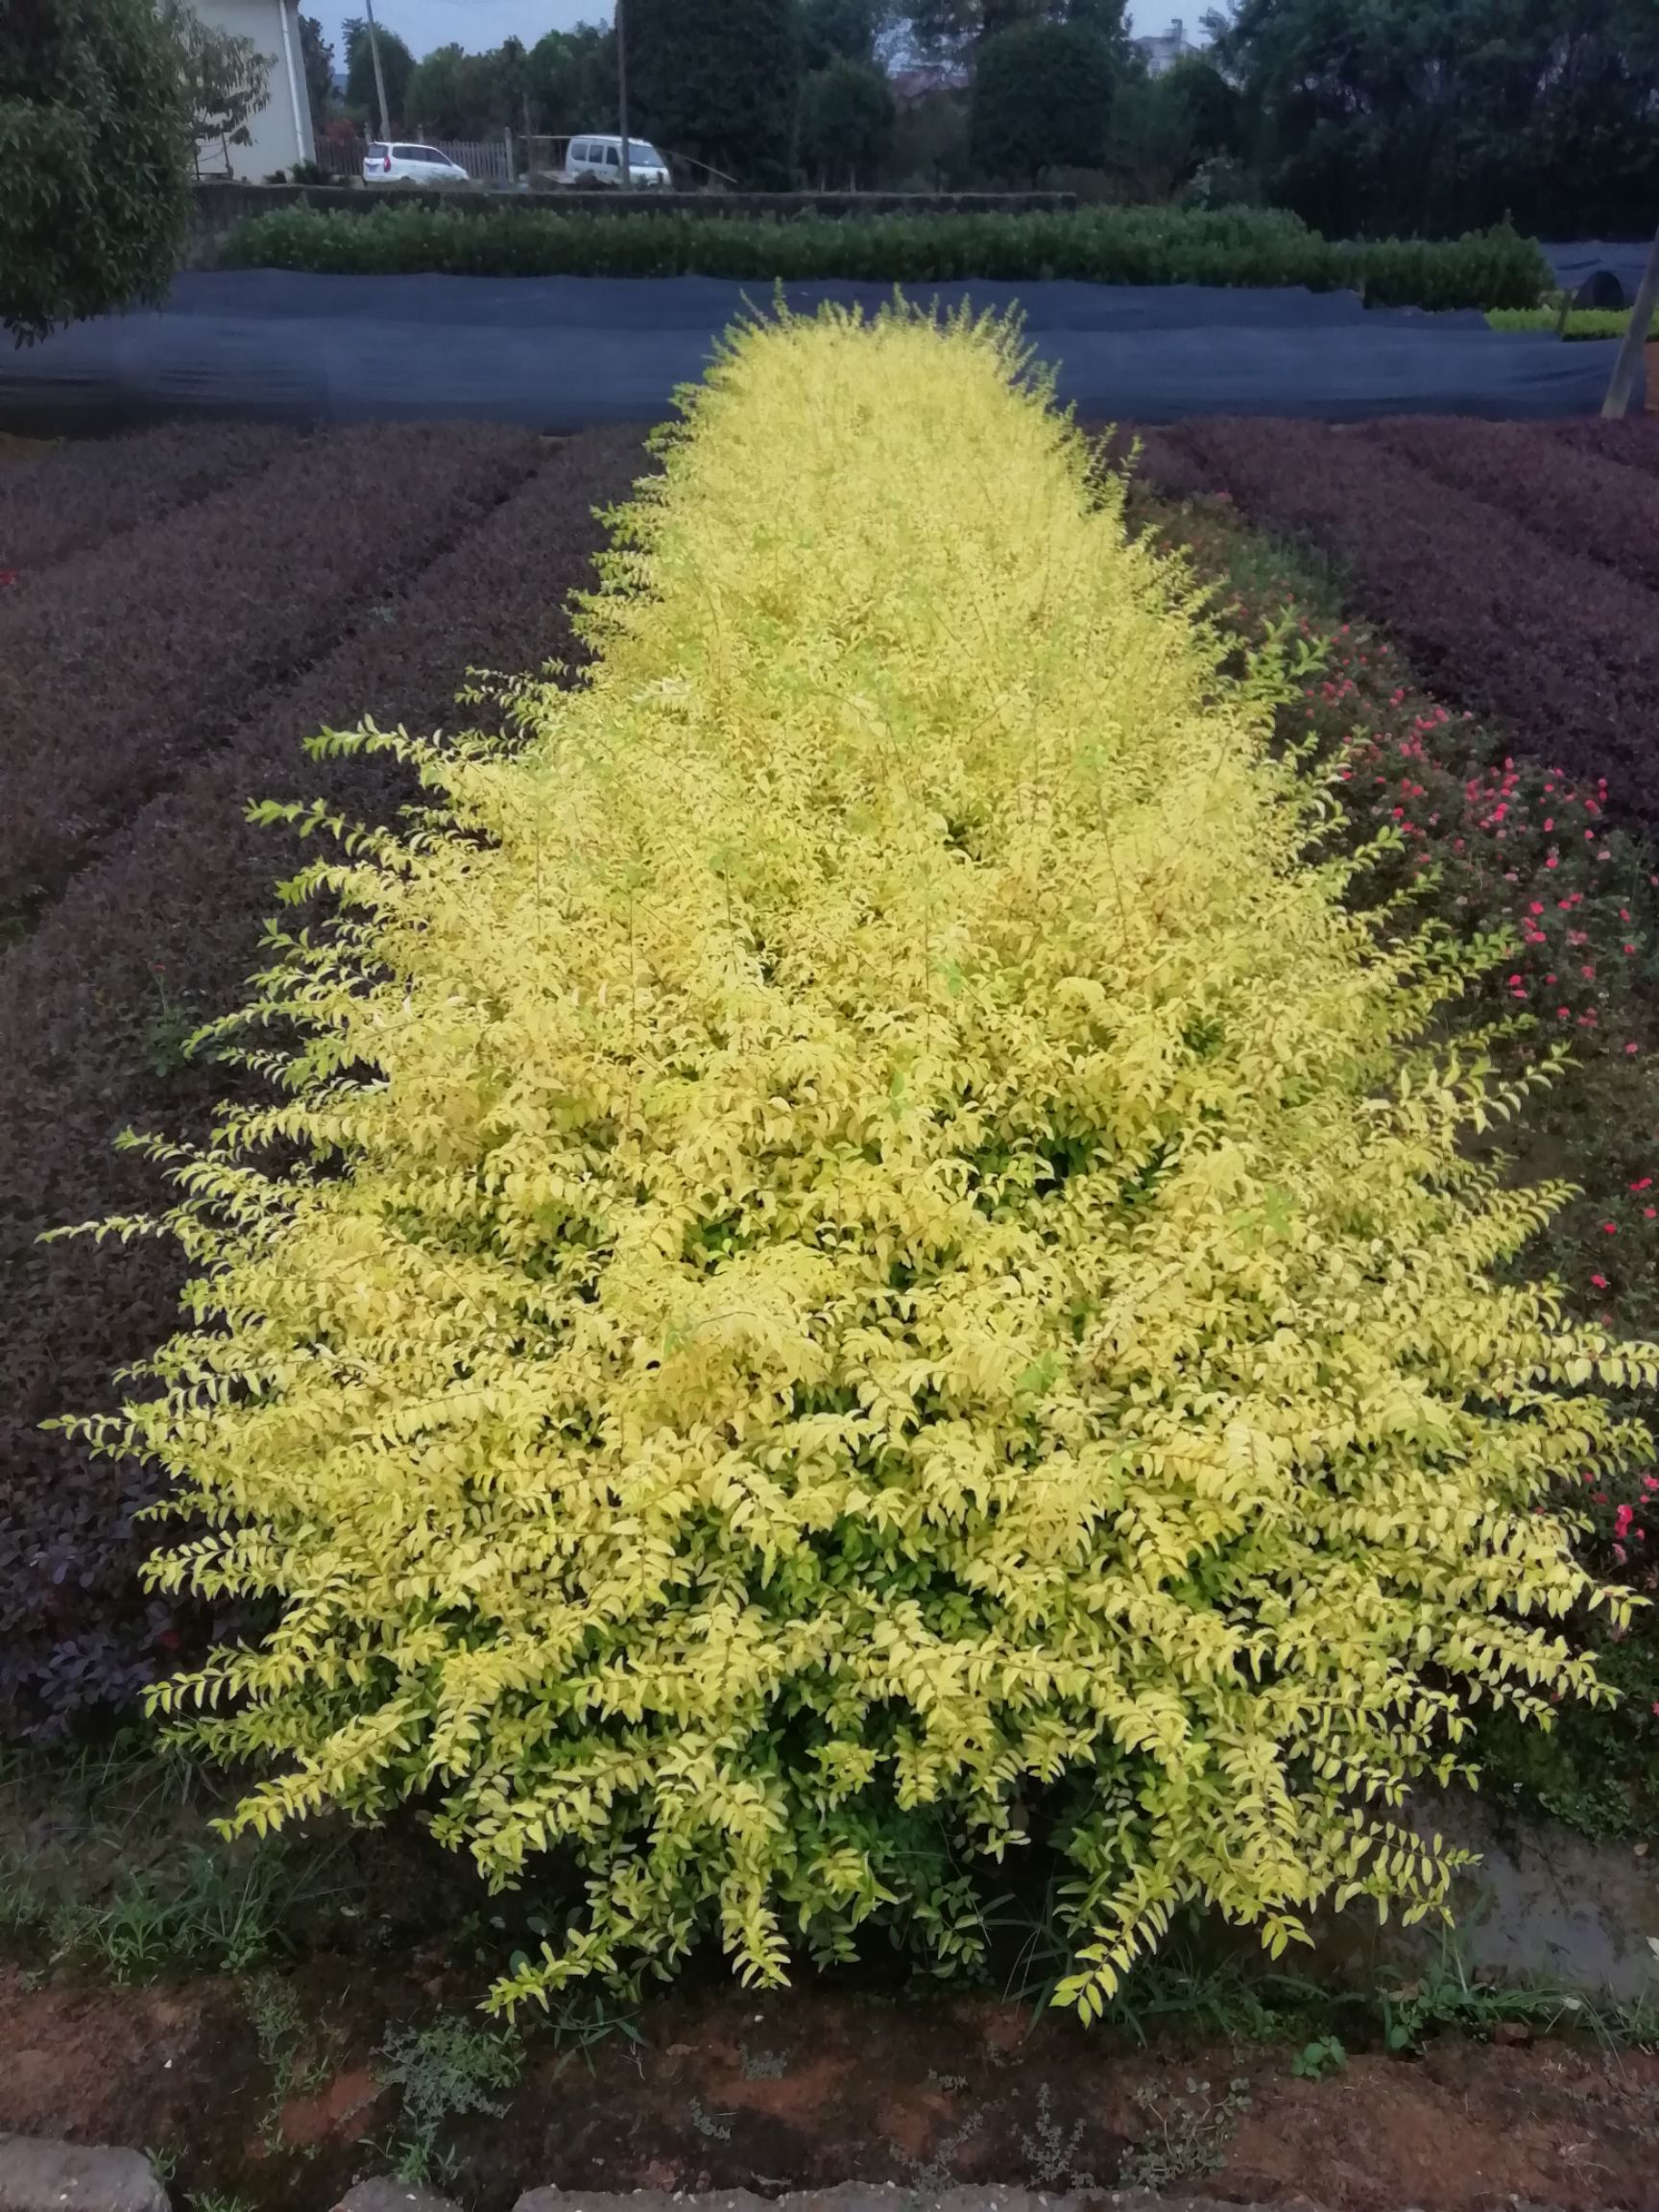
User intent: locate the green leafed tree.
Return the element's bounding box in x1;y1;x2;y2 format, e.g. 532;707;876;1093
628;0;800;188
0;0;194;348
801;0;880;69
403;41;517;138
798;57;898;187
526;24;617;135
299;13;335;132
343;13;415;134
907;0;1129;62
1215;0;1659;240
159;0;274;180
969;15;1119;182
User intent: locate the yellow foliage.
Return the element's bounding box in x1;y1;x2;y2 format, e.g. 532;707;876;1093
58;306;1658;2018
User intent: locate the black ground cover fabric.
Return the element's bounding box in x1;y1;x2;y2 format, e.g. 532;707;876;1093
0;272;1617;432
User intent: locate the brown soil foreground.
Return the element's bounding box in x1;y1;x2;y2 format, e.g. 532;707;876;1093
4;1964;1659;2212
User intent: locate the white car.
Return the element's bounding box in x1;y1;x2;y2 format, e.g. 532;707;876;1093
563;134;671;188
363;142;471;186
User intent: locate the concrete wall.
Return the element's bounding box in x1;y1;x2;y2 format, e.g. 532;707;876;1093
186;184;1080;267
188;0;315;180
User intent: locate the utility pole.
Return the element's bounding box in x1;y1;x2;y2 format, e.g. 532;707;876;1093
363;0;393;142
1601;217;1659;420
617;0;631;189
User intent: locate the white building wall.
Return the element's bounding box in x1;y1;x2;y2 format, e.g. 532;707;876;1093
186;0;316;178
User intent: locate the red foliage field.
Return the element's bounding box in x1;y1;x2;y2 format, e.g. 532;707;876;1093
1129;415;1659;834
0;422;652;1739
0;423;544;920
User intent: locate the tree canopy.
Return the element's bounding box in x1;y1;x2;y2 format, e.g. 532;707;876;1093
343;14;416;134
629;0;800;187
159;0;273;180
299;13;335;132
526;25;617;136
0;0;194;347
798;57;898;185
970;15;1121;181
1215;0;1659;239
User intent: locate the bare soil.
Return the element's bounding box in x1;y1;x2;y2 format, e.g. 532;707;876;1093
5;1961;1659;2212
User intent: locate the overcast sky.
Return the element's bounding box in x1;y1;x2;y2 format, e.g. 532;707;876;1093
321;4;1184;63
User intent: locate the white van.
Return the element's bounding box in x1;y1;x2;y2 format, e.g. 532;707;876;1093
563;134;671;188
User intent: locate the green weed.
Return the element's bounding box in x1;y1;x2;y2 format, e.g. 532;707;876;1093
1378;1931;1659;2055
374;2013;522;2184
1290;2033;1347;2079
246;1971;331;2149
1020;2081;1096;2189
1118;2075;1253;2190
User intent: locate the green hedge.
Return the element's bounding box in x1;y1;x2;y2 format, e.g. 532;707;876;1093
222;202;1551;311
1488;303;1659;340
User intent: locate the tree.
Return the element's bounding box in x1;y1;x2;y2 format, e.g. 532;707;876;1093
969;16;1119;181
801;0;878;70
1100;50;1239;200
299;14;335;132
0;0;194;347
1163;51;1240;162
405;42;504;137
905;0;1128;63
629;0;799;187
798;58;897;186
343;14;415;134
1215;0;1659;240
526;24;616;134
159;0;274;180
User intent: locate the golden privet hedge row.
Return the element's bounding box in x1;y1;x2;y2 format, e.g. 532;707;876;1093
61;308;1658;2018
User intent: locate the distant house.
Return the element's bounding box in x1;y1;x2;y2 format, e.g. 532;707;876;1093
1135;16;1197;75
185;0;317;179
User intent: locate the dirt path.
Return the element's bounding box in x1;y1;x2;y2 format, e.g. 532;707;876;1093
5;1963;1659;2212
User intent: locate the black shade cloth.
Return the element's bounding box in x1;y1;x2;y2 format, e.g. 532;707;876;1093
1541;240;1656;306
0;273;1620;434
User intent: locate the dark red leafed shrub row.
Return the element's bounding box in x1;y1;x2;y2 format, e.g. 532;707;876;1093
1093;424;1215;502
0;423;541;926
0;421;297;576
0;426;652;1743
1157;417;1659;835
1552;417;1659;476
1358;417;1659;599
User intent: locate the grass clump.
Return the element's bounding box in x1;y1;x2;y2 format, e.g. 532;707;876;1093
57;304;1654;2025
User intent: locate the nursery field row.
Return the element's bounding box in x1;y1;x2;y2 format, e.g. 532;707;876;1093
0;424;651;1742
223;201;1551;312
0;420;296;575
1130;415;1659;832
0;422;543;925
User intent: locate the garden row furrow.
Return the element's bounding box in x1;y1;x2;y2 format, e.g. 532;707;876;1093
1358;417;1659;598
0;421;298;577
1159;417;1659;831
1551;417;1659;475
0;424;651;1743
0;422;542;926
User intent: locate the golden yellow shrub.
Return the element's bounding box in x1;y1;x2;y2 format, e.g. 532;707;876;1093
60;307;1657;2019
